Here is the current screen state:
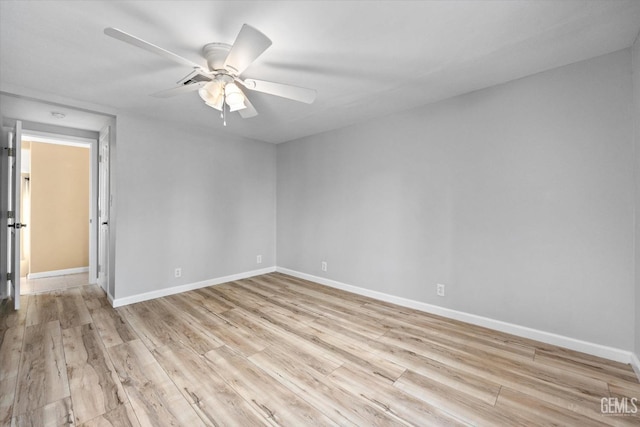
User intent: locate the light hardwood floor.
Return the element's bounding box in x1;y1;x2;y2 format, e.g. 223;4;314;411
1;272;639;426
20;272;89;295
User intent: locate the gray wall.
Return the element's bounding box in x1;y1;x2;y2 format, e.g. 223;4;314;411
633;34;640;357
114;114;276;299
277;49;635;350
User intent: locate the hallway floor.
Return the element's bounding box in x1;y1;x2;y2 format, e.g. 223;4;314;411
20;273;90;295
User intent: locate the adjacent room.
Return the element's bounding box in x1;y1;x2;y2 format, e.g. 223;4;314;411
20;137;92;293
1;1;640;425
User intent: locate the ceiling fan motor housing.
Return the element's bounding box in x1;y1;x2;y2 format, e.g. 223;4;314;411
203;43;232;72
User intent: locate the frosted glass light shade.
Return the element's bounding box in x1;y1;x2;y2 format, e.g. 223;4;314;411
199;81;224;111
224;83;246;111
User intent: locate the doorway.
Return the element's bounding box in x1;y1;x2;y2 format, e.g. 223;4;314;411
1;94;114;308
16;130;100;293
19;136;92;293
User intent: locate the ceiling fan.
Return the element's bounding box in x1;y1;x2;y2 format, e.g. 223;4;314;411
104;24;316;125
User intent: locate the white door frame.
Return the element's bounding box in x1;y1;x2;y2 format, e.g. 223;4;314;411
97;126;110;292
7;121;22;308
0;128;7;300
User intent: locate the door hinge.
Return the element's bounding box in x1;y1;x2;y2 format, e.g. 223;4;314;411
97;265;101;273
99;154;102;163
6;272;13;282
6;148;15;157
7;211;14;219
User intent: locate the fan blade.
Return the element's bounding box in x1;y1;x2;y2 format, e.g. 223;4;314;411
104;27;204;69
151;81;208;98
223;24;272;75
237;87;258;118
239;97;258;118
241;78;316;104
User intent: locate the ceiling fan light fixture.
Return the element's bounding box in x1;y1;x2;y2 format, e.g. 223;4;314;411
206;100;224;111
199;81;224;110
228;102;246;112
224;82;246;111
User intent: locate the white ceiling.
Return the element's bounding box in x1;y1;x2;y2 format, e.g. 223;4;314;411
1;1;639;143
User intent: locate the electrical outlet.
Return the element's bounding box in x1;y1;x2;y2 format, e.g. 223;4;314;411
257;255;262;264
174;267;182;278
436;283;445;297
321;261;328;272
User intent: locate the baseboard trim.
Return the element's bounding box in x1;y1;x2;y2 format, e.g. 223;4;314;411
28;267;89;279
631;353;640;382
276;267;634;365
111;266;277;308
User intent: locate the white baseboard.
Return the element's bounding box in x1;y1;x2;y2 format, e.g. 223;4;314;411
28;266;89;279
276;267;635;366
111;266;277;308
631;353;640;382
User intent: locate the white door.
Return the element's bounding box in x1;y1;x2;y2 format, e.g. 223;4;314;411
7;121;23;309
97;126;110;291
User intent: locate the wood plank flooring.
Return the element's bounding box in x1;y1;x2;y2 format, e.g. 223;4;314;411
1;272;639;426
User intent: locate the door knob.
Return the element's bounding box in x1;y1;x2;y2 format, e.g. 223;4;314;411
8;223;27;229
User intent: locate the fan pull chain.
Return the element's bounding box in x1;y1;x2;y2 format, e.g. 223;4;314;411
222;93;227;126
